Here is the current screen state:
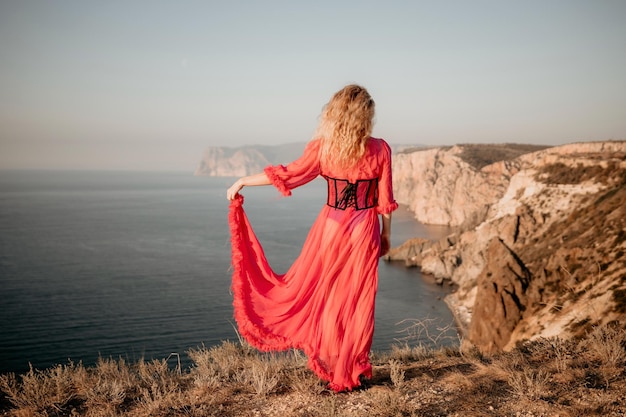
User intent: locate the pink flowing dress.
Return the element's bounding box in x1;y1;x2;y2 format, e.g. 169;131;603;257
228;137;398;392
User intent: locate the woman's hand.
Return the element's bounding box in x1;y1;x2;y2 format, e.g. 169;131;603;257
380;233;391;257
227;179;243;201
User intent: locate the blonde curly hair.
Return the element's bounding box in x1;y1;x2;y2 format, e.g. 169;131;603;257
317;84;375;168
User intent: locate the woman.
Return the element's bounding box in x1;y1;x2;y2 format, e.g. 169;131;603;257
226;84;397;392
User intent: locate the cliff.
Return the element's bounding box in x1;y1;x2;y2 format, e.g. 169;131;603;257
392;144;549;227
388;141;626;353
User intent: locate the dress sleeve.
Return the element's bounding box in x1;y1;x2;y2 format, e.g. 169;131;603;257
264;139;321;197
377;139;399;214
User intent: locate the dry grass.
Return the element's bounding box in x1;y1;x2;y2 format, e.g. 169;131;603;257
457;143;550;170
535;160;626;186
1;325;626;416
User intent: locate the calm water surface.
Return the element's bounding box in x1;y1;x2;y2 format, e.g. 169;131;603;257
0;171;455;374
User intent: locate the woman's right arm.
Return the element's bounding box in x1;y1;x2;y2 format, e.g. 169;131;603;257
377;139;397;256
380;213;392;256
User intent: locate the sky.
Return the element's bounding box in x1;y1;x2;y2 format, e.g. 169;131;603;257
1;1;625;171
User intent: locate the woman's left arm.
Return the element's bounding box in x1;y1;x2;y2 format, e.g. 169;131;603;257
226;172;271;200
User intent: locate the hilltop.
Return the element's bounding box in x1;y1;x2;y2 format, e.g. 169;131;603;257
1;325;625;416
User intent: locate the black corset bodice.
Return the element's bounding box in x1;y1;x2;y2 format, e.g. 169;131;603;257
324;176;378;210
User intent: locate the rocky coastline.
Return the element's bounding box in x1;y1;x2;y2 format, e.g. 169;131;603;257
386;141;626;353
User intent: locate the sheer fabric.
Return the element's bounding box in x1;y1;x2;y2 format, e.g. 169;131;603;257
228;137;398;391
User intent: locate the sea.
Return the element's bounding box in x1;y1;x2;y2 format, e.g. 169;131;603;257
0;170;456;374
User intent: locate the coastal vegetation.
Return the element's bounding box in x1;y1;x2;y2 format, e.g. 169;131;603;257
1;324;625;416
456;143;550;170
